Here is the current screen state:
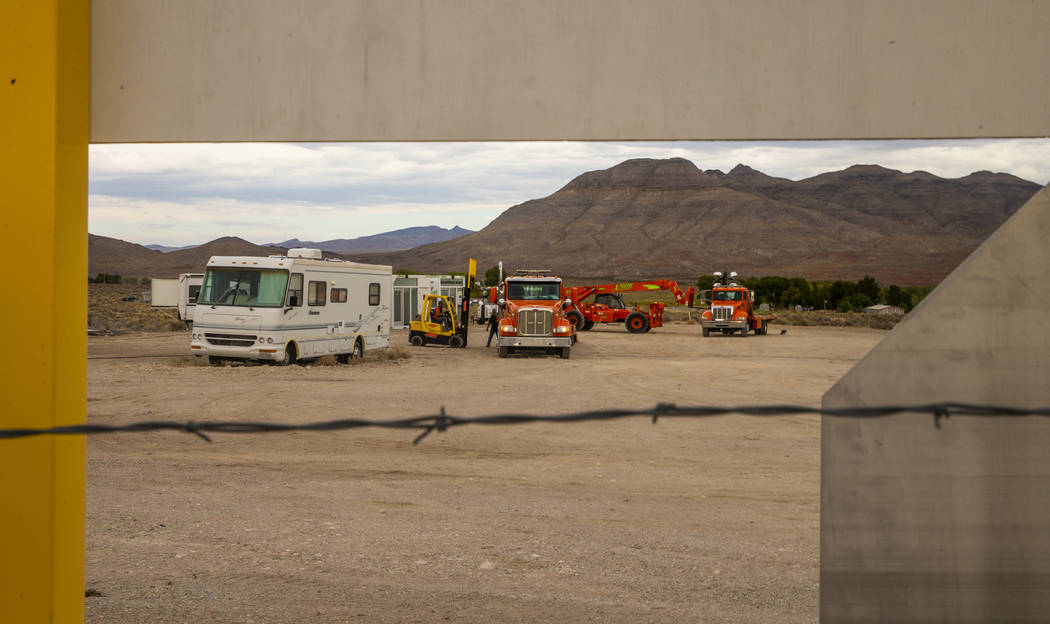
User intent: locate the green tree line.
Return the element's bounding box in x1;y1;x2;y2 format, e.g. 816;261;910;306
697;274;933;313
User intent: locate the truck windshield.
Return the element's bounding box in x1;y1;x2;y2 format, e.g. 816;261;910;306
507;281;562;300
712;290;743;301
199;268;289;307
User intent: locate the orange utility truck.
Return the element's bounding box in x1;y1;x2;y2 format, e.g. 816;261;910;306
562;280;696;333
491;269;576;358
699;271;775;337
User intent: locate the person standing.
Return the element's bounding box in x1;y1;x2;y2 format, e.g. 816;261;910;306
486;309;499;347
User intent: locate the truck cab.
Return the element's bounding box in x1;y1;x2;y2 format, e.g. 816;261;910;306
492;271;576;358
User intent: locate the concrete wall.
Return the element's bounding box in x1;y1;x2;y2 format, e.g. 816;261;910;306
822;186;1050;622
90;0;1050;142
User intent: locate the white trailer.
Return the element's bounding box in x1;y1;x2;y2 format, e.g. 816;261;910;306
150;278;179;308
190;249;392;364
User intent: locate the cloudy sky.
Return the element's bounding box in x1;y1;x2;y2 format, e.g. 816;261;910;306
89;139;1050;247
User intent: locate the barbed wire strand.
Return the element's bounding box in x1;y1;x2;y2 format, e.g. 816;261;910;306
1;403;1047;444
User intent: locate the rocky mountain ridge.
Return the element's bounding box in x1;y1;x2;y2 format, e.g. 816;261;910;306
347;158;1040;285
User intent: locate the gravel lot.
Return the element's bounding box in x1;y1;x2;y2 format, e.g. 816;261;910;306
85;323;884;623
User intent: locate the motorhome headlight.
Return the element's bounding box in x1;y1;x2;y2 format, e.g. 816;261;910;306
266;337;273;344
258;336;265;343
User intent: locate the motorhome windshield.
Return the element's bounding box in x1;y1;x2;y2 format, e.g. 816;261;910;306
507;281;561;300
712;290;743;302
199;268;289;307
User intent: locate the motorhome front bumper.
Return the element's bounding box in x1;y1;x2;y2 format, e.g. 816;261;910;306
497;336;572;348
190;340;282;360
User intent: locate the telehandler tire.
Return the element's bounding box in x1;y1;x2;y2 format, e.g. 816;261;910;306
581;320;595;331
625;312;649;334
566;309;585;330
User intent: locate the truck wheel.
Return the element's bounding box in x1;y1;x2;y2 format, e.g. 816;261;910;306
449;335;464;348
581;320;595;331
702;327;710;337
739;324;749;337
276;343;297;366
566;309;585;329
498;346;510;358
410;334;424;347
625;312;649;334
559;347;571;359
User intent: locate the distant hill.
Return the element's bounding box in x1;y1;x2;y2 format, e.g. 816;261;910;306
347;158;1041;285
143;243;198;253
267;225;473;253
90;236;293;278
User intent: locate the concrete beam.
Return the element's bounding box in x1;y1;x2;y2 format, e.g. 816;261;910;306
821;186;1050;621
91;0;1050;143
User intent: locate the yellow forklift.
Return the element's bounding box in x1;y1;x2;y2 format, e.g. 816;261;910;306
408;259;476;348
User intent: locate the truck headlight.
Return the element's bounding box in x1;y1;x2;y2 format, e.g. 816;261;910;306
499;324;517;334
554;325;571;334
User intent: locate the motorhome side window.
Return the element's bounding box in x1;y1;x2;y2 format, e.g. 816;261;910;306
308;281;326;306
286;273;303;307
331;288;347;303
199;268;289;307
369;283;380;306
188;285;201;304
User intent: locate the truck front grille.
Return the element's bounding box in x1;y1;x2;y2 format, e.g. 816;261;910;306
712;306;733;321
205;333;257;347
517;309;553;336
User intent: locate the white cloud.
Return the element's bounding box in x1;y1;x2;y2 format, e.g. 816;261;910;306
89;139;1050;246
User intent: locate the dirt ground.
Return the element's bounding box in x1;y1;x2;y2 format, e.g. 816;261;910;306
85;323;884;623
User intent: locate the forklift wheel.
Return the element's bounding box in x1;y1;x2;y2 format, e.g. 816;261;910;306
410;335;424;347
449;335;464;348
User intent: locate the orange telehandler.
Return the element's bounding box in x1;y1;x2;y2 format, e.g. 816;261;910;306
562;280;696;333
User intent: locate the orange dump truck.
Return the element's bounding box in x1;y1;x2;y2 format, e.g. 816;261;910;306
491;270;576;358
700;272;775;337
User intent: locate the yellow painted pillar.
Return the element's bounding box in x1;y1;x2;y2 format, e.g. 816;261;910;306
1;1;89;622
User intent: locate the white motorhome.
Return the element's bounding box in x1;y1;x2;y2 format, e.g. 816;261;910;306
190;249;392;364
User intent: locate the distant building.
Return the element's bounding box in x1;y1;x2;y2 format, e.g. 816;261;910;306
392;274;466;328
864;304;905;315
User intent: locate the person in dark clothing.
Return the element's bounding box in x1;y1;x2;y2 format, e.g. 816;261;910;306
486;310;499;347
